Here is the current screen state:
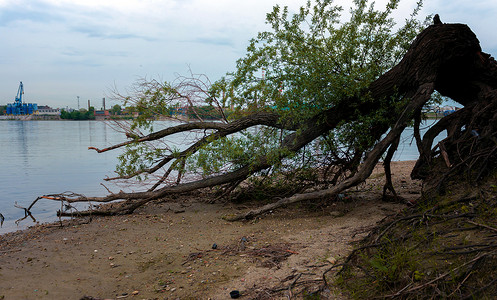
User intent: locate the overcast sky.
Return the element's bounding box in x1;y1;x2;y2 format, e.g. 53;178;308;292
1;0;496;109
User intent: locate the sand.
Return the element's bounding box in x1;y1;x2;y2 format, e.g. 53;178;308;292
0;161;420;299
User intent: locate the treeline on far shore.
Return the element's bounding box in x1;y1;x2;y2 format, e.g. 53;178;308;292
60;107;95;120
60;104;226;121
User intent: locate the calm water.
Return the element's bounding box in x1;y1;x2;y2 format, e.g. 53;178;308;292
0;121;128;234
0;119;444;234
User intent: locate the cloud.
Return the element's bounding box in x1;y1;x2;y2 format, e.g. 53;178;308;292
0;1;64;26
70;25;156;41
188;36;234;47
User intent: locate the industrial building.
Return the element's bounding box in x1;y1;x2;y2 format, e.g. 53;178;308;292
5;82;38;115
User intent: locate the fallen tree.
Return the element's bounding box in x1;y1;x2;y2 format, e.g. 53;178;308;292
27;1;496;224
19;2;497;297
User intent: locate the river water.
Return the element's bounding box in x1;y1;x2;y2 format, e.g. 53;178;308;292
0;119;443;234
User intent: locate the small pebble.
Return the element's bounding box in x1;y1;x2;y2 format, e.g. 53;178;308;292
327;257;337;264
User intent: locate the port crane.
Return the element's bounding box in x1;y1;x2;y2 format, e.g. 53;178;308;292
8;81;25;115
6;81;37;115
14;81;24;109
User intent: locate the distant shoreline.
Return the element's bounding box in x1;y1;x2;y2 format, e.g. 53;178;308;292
0;116;127;121
0;113;447;121
0;115;196;121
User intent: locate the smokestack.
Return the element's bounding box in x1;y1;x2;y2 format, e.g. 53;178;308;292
103;97;106;110
88;100;90;111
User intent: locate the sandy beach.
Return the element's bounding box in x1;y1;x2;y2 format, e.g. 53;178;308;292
0;161;420;299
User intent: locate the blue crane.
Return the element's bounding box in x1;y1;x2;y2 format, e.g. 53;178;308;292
15;81;24;108
10;81;25;115
7;81;37;115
